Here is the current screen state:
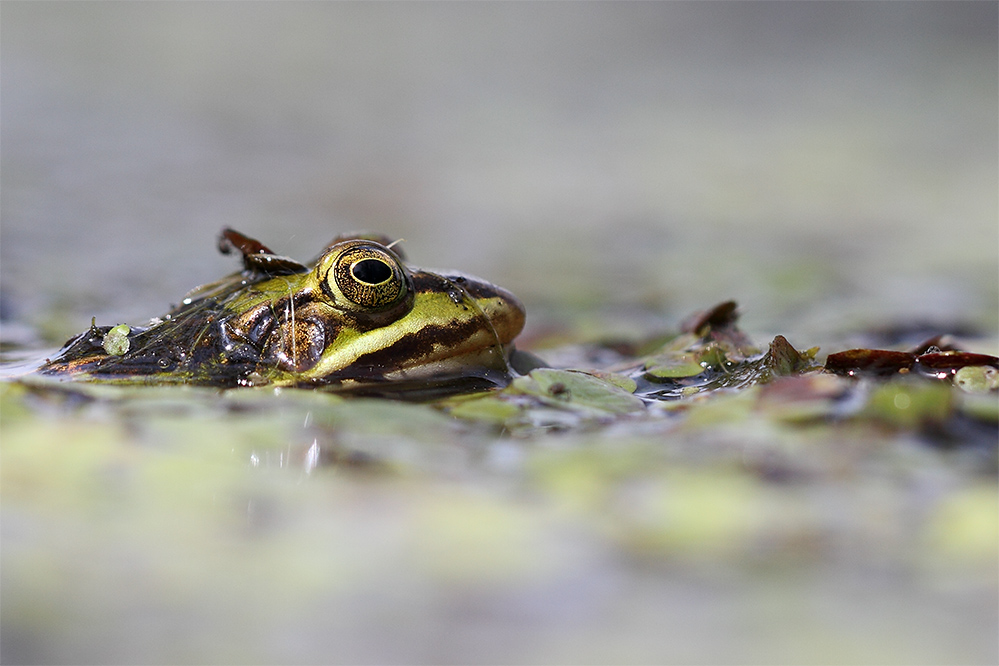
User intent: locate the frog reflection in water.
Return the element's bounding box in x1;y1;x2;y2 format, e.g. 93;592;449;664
40;229;526;396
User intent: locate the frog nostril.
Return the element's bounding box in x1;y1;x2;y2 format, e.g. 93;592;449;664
352;259;392;285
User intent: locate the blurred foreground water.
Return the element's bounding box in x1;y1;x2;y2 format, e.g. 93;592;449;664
2;4;997;664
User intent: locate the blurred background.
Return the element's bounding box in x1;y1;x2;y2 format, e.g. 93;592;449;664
2;4;998;665
2;2;996;349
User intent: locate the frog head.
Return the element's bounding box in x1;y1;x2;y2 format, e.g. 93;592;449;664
221;236;526;390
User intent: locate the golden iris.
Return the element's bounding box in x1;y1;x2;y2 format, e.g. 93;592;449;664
331;246;405;308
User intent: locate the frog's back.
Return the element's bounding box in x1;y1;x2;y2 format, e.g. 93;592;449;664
39;287;263;386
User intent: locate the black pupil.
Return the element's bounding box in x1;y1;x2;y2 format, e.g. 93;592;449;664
352;258;392;284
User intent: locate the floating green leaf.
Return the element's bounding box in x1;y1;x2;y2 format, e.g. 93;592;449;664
511;368;645;415
953;365;999;393
101;324;131;356
863;380;953;429
446;394;522;424
644;352;706;379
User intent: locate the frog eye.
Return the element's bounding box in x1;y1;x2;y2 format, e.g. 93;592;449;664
329;245;408;309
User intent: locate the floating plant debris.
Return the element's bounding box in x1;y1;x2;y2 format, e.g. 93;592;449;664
826;348;999;381
436;300;996;445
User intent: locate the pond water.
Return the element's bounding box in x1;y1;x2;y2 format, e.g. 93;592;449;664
2;4;997;664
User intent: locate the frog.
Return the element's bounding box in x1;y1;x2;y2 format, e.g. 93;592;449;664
37;228;526;397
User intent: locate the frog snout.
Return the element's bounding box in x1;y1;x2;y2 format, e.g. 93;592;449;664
479;285;526;345
447;274;526;345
